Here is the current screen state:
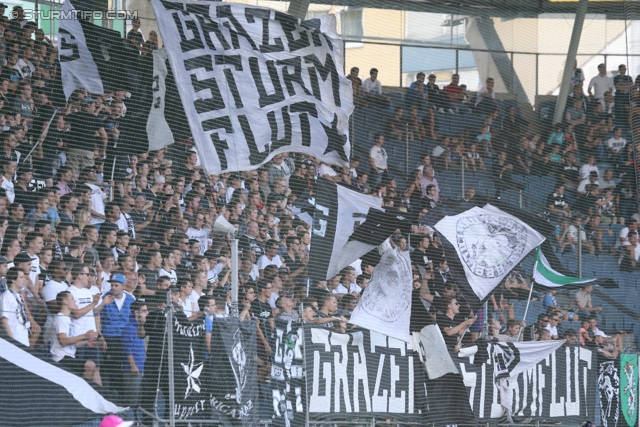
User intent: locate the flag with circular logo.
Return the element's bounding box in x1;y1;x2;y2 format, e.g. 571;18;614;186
621;354;638;427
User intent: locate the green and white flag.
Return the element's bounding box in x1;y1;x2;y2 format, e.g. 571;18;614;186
532;247;597;288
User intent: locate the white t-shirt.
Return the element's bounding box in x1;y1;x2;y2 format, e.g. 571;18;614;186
568;225;587;242
178;296;194;317
369;145;388;170
101;271;111;294
615;227;638;249
579;164;599;180
607;137;627;153
256;254;283;270
42;280;68;329
67;285;98;336
362;78;382;95
86;183;107;225
349;282;363;294
159;268;177;285
186;227;211;255
544;324;559;337
475;85;496;106
0;290;30;346
333;283;349;294
1;178;14;203
619;241;640;263
49;313;76;362
576;178;598;194
588;75;613;99
189;290;202;313
318;164;337;178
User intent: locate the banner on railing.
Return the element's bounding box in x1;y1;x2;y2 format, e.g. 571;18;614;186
303;324;598;423
271;319;306;427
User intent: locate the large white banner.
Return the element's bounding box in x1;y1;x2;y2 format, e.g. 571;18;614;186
151;0;354;174
435;204;545;301
58;0;103;99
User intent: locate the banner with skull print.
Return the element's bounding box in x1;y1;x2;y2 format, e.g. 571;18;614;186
600;359;622;427
271;319;306;427
207;317;259;426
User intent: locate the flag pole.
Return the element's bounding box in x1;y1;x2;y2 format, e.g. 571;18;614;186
517;282;535;341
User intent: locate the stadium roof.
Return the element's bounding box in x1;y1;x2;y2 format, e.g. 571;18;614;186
298;0;640;19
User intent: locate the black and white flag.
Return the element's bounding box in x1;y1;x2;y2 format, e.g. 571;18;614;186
58;0;188;153
151;0;354;174
492;339;565;380
309;179;382;281
271;320;305;427
0;336;125;427
208;317;259;426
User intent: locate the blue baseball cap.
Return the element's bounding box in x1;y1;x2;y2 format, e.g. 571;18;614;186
110;273;126;284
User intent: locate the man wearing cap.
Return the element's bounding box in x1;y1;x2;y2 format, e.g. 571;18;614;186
595;330;619;359
65;97;107;180
101;272;134;392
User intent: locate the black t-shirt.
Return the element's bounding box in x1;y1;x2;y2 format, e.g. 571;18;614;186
66;111;104;151
410;248;431;267
438;315;461;350
138;267;159;291
251;299;273;336
546;192;567;211
614;75;633;100
410;289;434;332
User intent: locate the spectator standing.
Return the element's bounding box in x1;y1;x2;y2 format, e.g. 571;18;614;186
438;296;476;351
369;133;387;187
100;273;134;393
122;299;148;413
614;64;633;126
0;267;30;346
49;290;101;384
588;64;613;100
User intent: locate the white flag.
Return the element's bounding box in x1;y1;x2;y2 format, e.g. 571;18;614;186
58;0;103;99
147;48;175;151
435;204;545;301
350;239;413;342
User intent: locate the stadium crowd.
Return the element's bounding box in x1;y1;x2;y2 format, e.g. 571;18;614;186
0;5;635;422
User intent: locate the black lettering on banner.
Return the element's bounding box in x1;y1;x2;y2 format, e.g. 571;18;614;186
304;20;325;49
158;0;184;11
289;102;318;147
301;18;333;51
275;11;310;52
216;5;259;51
172;12;205;53
214;55;244;108
58;29;80;62
267;106;292;153
249;57;285;108
238;115;267;166
201;116;233;170
187;6;234;51
184;54;213;72
244;8;285;53
304;53;342;107
189;74;226;114
277;57;312;98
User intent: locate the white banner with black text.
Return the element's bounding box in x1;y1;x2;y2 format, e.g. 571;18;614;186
151;0;354;174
